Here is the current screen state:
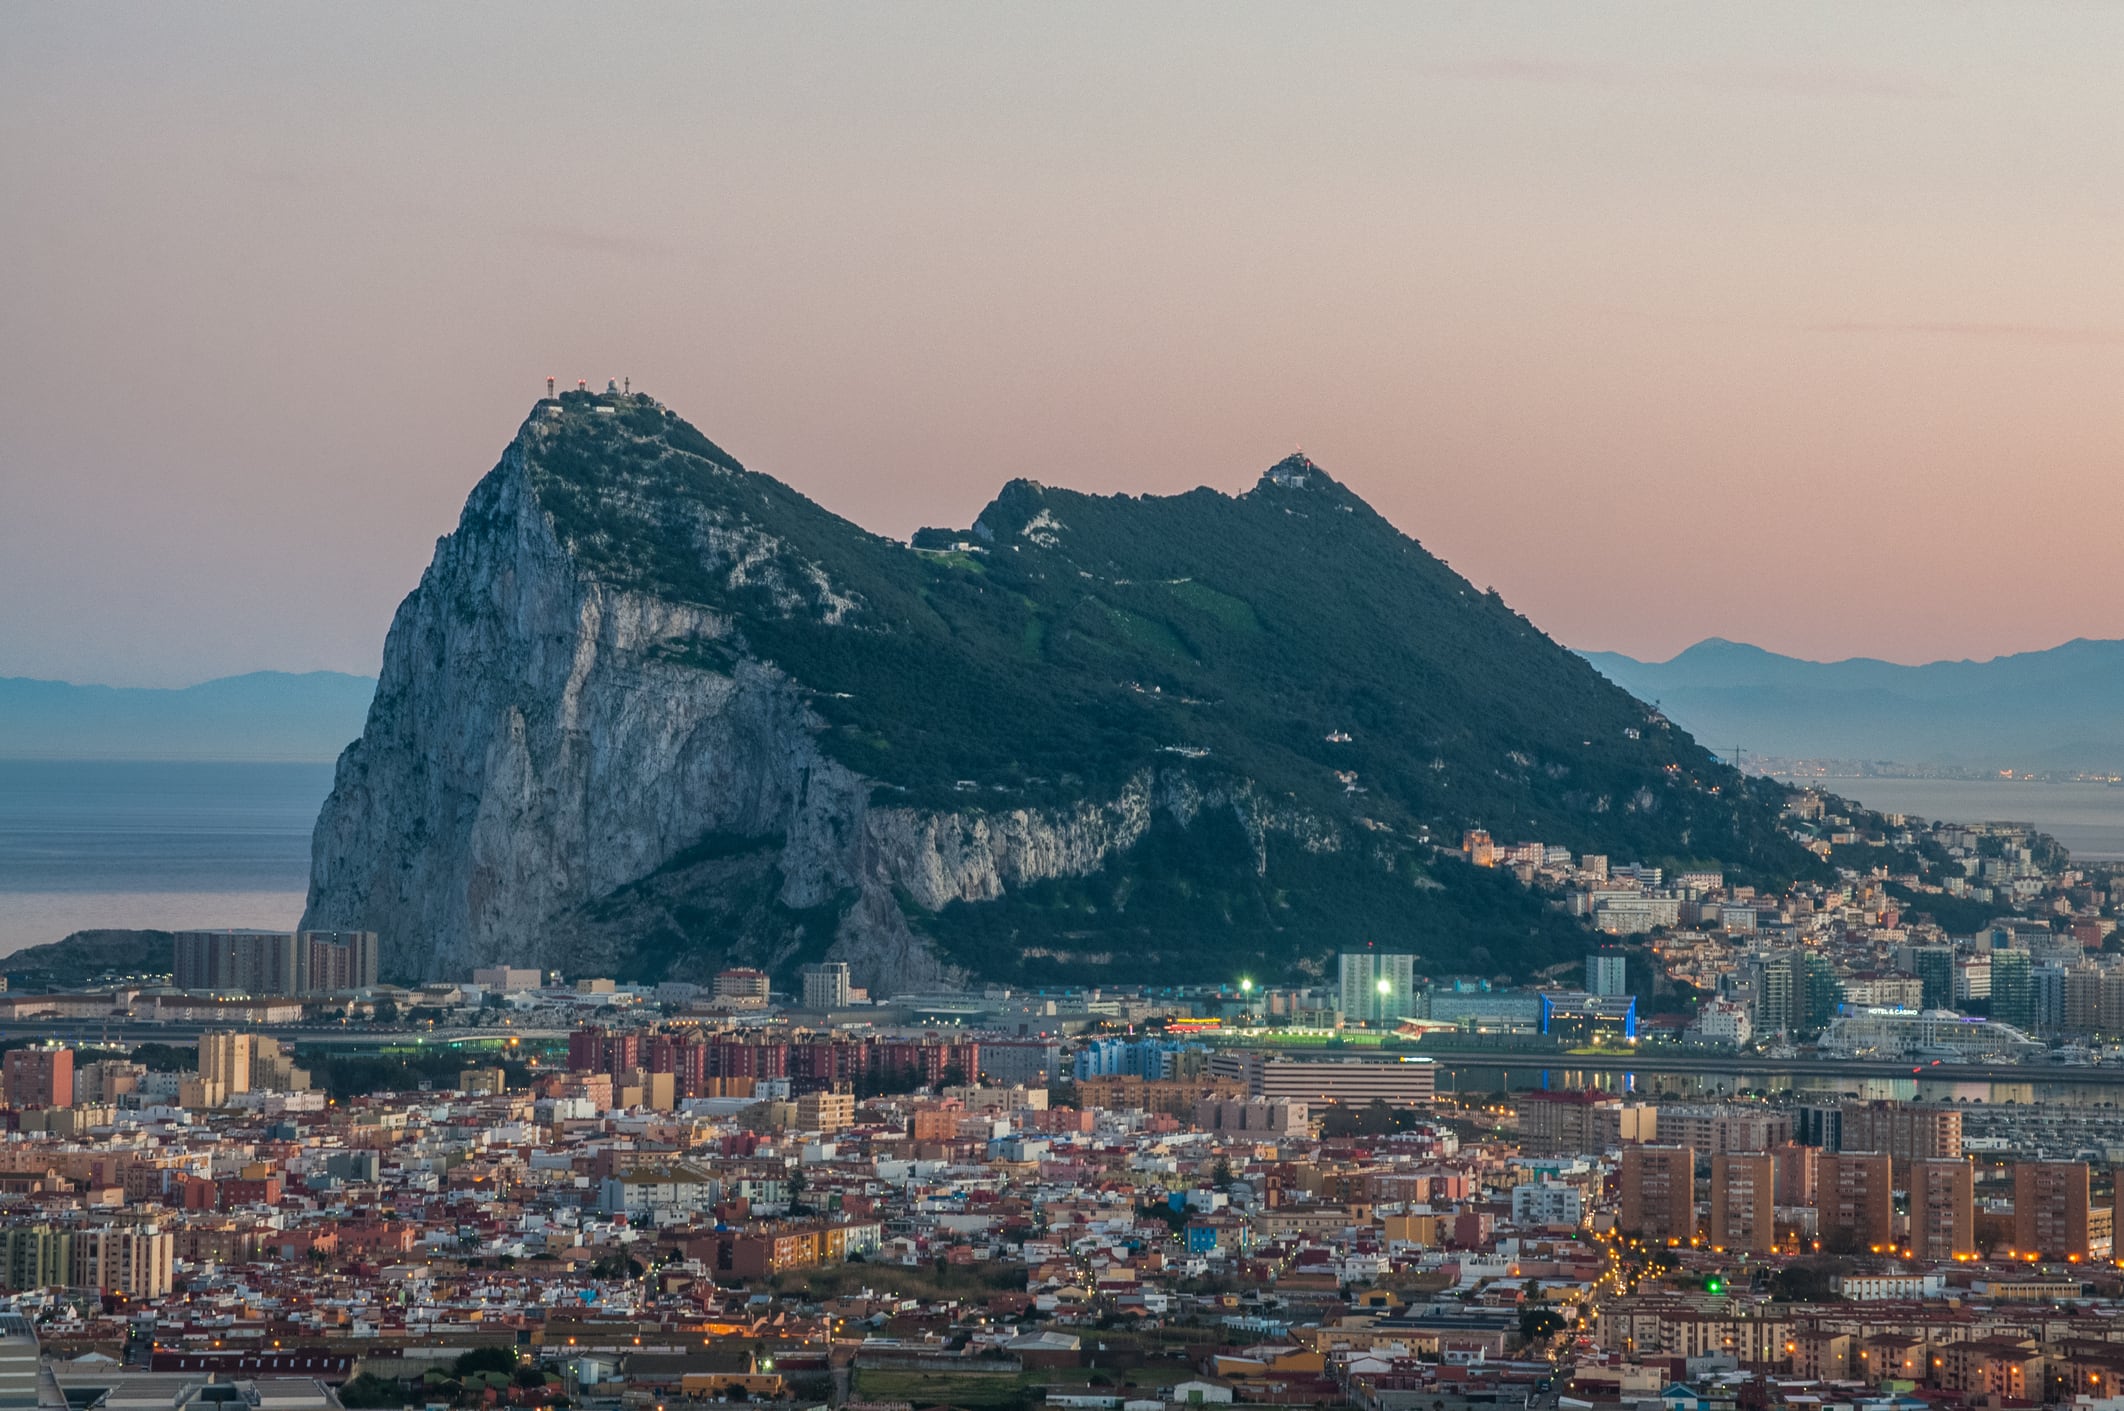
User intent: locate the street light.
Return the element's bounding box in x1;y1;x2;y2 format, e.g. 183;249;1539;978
1240;979;1254;994
1377;979;1392;996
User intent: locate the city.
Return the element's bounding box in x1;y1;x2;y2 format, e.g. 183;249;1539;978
0;865;2117;1411
11;8;2124;1411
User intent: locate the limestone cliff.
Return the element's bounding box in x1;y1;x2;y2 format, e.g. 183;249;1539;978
306;389;1809;988
304;396;1305;987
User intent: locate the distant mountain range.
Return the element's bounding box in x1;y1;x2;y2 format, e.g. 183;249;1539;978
0;671;375;761
1582;637;2124;772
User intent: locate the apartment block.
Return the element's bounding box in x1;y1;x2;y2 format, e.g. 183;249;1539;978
800;962;852;1011
198;1032;253;1097
173;929;377;996
1513;1090;1655;1153
1709;1152;1777;1254
2;1048;71;1110
1620;1144;1696;1243
795;1089;855;1134
1840;1101;1962;1165
1770;1143;1819;1208
1817;1151;1893;1252
2015;1160;2093;1260
1908;1157;1975;1261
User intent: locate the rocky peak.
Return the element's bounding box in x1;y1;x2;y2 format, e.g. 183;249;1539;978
305;390;1808;994
1261;451;1323;488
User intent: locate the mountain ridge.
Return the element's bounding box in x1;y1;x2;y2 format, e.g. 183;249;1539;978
1583;637;2124;769
304;390;1812;989
0;671;376;762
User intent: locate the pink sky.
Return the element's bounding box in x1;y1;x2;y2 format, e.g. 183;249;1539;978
4;4;2122;685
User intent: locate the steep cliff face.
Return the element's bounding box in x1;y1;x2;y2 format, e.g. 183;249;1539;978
303;396;1296;986
307;389;1810;988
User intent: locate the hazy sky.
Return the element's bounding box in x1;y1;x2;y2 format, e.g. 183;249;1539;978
6;4;2123;686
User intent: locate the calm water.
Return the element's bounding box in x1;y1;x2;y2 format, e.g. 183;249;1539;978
1778;776;2124;862
0;760;333;955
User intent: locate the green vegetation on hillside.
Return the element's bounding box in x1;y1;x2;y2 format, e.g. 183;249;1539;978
4;929;172;992
517;393;1817;982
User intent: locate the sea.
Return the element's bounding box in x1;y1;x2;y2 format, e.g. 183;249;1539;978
1773;775;2124;862
0;760;333;958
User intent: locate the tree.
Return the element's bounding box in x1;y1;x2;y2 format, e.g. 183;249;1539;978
452;1348;517;1377
130;1043;194;1073
338;1374;408;1408
1520;1308;1566;1344
1768;1262;1840;1303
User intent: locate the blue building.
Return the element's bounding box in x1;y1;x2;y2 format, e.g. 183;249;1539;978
1539;991;1638;1042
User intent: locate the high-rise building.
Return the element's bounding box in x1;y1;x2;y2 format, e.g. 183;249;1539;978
2014;1160;2092;1260
1586;950;1629;998
1753;953;1799;1035
173;929;377;995
1800;952;1844;1034
1817;1151;1893;1252
3;1227;176;1298
0;1230;73;1299
248;1036;310;1093
197;1032;253;1098
2065;965;2104;1035
1794;1104;1843;1151
713;968;772;1006
801;961;852;1011
69;1227;173;1298
1620;1144;1696;1243
1709;1152;1777;1254
1513;1091;1655;1154
2032;963;2067;1034
2101;969;2124;1036
2;1047;71;1110
302;930;380;992
1652;1104;1791;1156
1338;952;1417;1026
1840;1102;1961;1165
1770;1143;1819;1208
1908;1158;1975;1261
1909;945;1954;1010
1991;950;2035;1032
74;1060;142;1106
795;1088;855;1133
